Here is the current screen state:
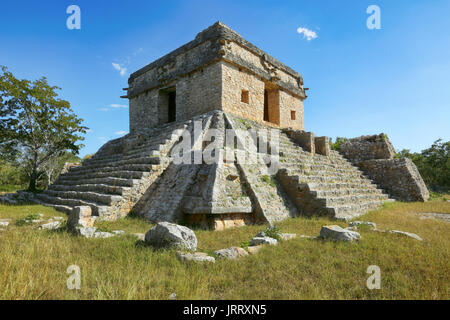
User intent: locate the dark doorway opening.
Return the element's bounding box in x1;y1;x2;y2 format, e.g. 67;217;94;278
263;90;269;121
158;87;176;125
263;85;280;125
168;91;176;123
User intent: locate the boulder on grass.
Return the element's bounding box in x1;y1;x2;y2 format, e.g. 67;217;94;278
250;236;278;246
215;247;248;260
39;221;62;230
176;251;215;263
145;222;197;251
389;230;423;241
349;221;377;230
320;225;360;241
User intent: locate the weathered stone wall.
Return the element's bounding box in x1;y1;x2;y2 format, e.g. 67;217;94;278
284;130;315;154
340;134;395;163
221;62;265;123
279;90;304;130
221;62;303;130
360;158;430;202
129;63;221;133
127;22;307;133
339;134;429;202
129;89;159;133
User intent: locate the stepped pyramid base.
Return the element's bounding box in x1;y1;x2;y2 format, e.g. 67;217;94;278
36;111;393;229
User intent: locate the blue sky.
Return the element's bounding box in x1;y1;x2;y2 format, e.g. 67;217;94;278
1;0;449;157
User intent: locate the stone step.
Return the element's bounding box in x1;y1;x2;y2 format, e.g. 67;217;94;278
53;176;138;187
63;163;159;177
44;189;122;206
291;174;375;185
36;193;110;216
34;200;73;215
76;155;161;170
318;193;389;207
330;200;386;220
49;183;130;196
284;165;363;177
88;146;162;164
306;181;380;191
312;187;386;198
57;170;151;182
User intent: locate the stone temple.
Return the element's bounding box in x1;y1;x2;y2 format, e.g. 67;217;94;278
36;22;429;230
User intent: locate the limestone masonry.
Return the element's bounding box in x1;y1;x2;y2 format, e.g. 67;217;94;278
34;22;429;230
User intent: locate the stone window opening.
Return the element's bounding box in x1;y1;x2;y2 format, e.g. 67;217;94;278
241;90;249;104
291;110;296;120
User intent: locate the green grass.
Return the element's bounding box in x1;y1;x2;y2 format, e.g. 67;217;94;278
0;184;25;193
0;198;449;300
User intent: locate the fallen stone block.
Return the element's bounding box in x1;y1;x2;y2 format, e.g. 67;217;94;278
389;230;423;241
93;231;114;239
280;233;297;241
215;247;248;260
133;233;145;241
247;245;264;255
76;226;97;238
250;236;278;246
320;225;360;241
145;222;197;251
0;219;10;227
112;230;125;235
39;221;62;230
349;221;377;230
176;251;215;263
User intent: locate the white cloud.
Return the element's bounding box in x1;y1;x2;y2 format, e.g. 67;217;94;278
115;130;128;135
112;62;127;76
98;104;128;112
110;104;128;109
296;27;318;41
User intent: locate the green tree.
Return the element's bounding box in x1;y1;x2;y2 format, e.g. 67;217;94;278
0;66;87;191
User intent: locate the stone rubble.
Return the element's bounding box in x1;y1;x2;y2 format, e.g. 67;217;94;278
215;247;248;260
38;221;62;230
145;222;197;251
349;221;377;230
320;225;360;241
250;236;278;246
389;230;423;241
176;251;215;263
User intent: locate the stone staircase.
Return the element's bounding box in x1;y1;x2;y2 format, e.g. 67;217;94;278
35;120;191;220
225;113;391;221
276;133;392;220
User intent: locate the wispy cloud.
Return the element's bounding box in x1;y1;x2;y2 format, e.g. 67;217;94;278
297;27;318;41
98;137;107;143
98;104;128;112
115;130;128;135
110;104;128;109
112;62;127;76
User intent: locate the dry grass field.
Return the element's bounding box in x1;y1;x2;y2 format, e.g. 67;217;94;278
0;193;448;300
